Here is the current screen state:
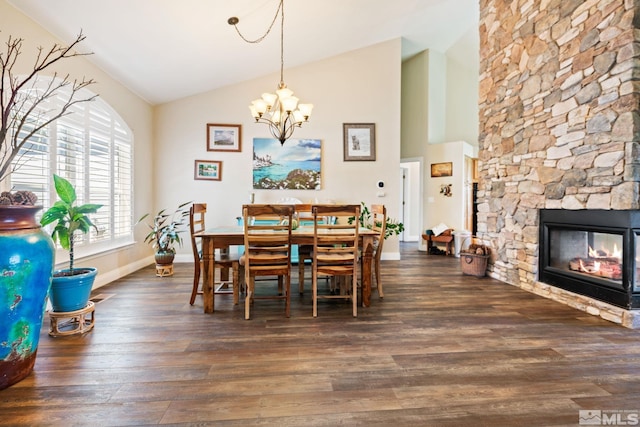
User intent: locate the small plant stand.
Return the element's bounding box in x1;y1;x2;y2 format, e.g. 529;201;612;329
49;301;95;337
156;264;174;277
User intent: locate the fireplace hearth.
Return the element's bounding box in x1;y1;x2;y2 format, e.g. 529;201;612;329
539;210;640;309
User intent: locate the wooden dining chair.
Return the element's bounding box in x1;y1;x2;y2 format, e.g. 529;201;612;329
189;203;243;306
311;204;360;318
370;204;387;298
241;204;294;320
295;203;313;295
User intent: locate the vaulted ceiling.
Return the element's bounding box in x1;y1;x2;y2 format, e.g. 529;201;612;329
7;0;479;105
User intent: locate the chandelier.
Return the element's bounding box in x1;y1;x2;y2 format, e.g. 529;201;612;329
228;0;313;145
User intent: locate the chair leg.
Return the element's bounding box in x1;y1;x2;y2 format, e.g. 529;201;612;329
190;262;201;305
352;271;358;317
375;260;384;298
312;269;318;318
245;277;254;320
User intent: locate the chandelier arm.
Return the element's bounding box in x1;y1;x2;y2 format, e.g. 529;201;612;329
228;0;283;45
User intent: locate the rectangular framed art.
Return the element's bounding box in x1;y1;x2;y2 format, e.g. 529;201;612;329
206;123;241;152
430;162;453;177
343;123;376;161
194;159;222;181
253;138;322;190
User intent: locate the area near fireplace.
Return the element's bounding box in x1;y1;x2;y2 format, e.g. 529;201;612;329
477;0;640;327
539;209;640;309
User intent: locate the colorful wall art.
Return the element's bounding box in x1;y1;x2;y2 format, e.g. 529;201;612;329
253;138;321;190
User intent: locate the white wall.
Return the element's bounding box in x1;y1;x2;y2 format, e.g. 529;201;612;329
155;39;403;260
423;141;477;233
1;1;156;288
445;27;480;145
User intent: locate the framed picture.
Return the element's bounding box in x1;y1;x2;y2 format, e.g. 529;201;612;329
194;160;222;181
431;162;453;177
206;123;241;152
253;138;322;190
343;123;376;161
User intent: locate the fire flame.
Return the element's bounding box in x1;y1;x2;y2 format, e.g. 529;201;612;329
588;244;621;259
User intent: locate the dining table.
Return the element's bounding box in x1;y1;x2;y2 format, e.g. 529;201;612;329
195;225;377;313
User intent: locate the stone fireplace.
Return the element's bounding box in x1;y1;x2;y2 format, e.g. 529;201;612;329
477;1;640;326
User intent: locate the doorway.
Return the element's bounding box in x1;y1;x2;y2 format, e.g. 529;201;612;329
400;158;422;243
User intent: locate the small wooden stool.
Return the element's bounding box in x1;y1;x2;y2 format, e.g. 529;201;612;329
49;301;95;337
156;264;174;277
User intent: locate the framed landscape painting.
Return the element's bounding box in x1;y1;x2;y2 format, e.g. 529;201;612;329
431;162;453;177
194;160;222;181
207;123;241;152
252;138;321;190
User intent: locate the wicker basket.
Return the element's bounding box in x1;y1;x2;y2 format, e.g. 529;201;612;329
460;236;491;277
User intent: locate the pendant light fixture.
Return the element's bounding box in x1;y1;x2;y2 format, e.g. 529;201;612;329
228;0;313;145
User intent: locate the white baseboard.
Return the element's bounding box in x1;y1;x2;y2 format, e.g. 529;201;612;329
92;256;155;290
380;252;400;261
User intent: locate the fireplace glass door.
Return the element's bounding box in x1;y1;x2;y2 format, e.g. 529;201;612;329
549;229;623;289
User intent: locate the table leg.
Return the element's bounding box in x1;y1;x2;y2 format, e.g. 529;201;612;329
202;237;215;313
361;236;373;307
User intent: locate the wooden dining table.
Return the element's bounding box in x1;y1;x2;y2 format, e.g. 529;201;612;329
196;225;377;313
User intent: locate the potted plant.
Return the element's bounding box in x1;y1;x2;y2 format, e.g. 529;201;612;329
137;202;190;271
40;174;103;312
349;202;405;239
0;32;95;389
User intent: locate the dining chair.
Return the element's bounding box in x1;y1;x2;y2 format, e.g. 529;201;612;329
311;204;360;317
295;203;313;295
189;203;243;306
370;204;387;298
241;204;294;320
296;203;335;295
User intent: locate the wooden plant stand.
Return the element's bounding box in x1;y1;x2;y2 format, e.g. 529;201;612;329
49;301;95;337
156;264;174;277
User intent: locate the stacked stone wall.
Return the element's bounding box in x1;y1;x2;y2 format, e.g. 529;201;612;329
478;0;640;292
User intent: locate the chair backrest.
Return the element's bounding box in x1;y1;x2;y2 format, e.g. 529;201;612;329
312;204;360;270
371;204;387;256
190;203;206;261
242;204;294;275
294;203;313;223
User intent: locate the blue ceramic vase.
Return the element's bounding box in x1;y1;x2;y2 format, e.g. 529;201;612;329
0;206;54;390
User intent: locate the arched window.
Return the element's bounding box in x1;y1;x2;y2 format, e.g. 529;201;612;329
9;79;134;258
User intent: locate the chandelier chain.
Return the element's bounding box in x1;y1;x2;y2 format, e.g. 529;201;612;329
230;0;286;86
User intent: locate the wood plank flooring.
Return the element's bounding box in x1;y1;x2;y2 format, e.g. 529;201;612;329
2;244;640;426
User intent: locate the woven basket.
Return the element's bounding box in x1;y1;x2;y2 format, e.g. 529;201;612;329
460;236;490;277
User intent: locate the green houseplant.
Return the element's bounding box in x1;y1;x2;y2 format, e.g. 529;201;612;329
348;202;405;239
40;174;103;312
137;202;190;267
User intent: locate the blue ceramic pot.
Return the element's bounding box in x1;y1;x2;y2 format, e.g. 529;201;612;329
0;206;54;390
50;267;97;313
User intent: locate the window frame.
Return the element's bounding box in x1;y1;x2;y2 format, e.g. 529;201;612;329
5;76;135;263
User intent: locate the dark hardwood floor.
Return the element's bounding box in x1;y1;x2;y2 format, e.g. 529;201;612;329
2;243;640;426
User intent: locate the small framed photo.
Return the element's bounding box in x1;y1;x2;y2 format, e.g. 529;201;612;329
431;162;453;177
206;123;241;152
194;160;222;181
343;123;376;161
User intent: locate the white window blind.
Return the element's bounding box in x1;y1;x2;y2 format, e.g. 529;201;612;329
9;77;134;256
